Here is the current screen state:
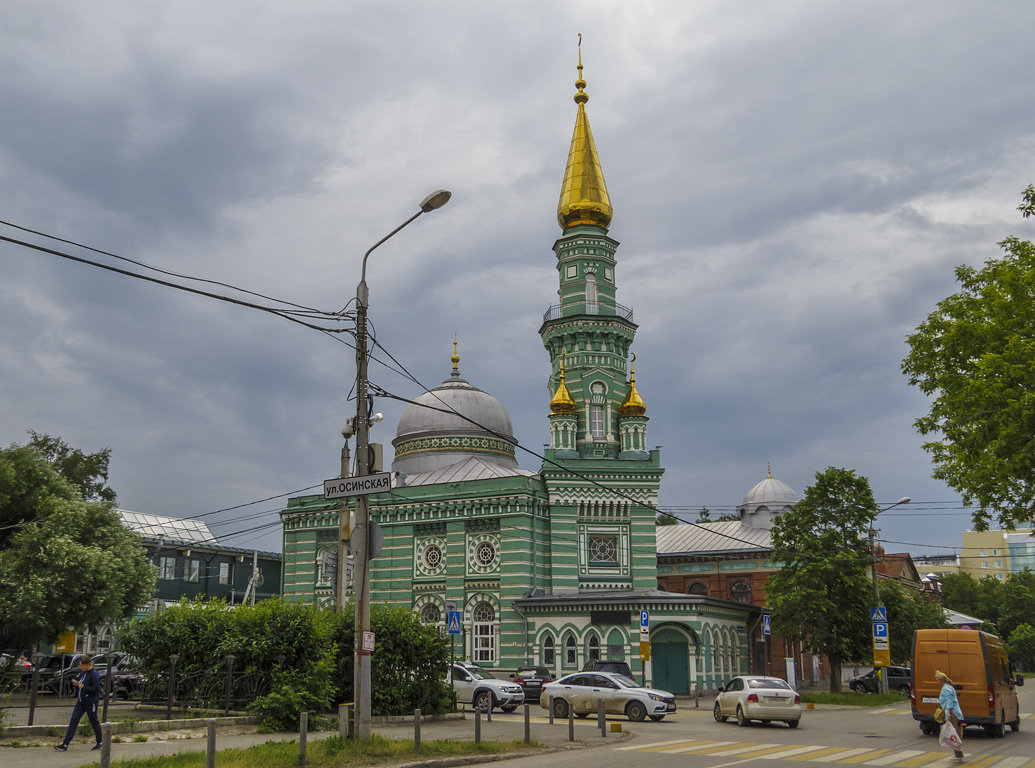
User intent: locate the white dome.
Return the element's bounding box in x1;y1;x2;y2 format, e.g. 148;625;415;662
392;371;518;476
739;473;798;530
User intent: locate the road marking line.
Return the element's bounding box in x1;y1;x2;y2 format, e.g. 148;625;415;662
802;747;857;761
962;755;1014;768
615;739;691;751
986;757;1033;768
810;748;873;762
759;745;829;759
658;741;737;754
700;743;782;757
895;751;949;767
838;749;893;764
862;749;926;765
642;741;713;753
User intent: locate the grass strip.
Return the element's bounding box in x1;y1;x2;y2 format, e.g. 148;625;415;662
75;733;540;768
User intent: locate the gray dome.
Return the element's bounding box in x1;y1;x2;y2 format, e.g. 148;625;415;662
738;473;798;530
392;371;518;476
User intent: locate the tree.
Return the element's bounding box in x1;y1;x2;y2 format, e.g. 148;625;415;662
1006;623;1035;671
902;189;1035;528
25;431;116;503
765;467;878;692
0;439;155;649
877;579;948;664
656;511;680;525
940;571;1002;624
997;569;1035;640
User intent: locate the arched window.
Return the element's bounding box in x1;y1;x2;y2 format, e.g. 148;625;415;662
587;634;601;663
564;634;577;668
419;603;441;625
590;404;605;439
543;635;555;666
688;581;708;596
730;580;751;603
472;602;496;664
585;272;598;314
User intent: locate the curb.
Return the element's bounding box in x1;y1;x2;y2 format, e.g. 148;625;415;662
0;715;258;739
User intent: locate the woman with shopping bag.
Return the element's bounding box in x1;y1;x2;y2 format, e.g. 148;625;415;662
935;670;965;761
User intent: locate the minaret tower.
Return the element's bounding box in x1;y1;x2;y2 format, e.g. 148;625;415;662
540;39;663;594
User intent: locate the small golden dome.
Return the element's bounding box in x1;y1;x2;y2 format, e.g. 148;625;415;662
620;355;646;417
550;349;577;415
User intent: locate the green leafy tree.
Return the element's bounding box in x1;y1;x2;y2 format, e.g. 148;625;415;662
25;431;116;503
0;440;155;649
902;188;1035;528
877;579;948;664
656;511;680;525
765;467;878;692
997;570;1035;640
1006;623;1035;670
940;571;1004;627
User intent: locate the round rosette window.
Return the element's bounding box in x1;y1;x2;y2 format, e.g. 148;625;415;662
467;534;501;574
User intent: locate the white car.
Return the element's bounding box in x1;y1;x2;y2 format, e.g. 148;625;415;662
449;662;524;712
540;671;676;722
713;675;802;728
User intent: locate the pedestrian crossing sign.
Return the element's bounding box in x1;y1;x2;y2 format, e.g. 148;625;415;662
871;606;887;622
447;610;462;635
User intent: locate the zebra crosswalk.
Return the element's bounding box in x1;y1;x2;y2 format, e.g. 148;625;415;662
614;739;1035;768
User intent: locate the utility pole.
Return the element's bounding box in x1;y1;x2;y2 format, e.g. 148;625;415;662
349;189;451;740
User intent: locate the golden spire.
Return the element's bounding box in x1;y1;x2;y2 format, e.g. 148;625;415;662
451;336;460;378
619;353;646;416
550;348;576;414
767;462;773;479
557;34;613;231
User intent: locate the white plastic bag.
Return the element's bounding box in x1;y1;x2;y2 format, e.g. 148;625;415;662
939;721;963;751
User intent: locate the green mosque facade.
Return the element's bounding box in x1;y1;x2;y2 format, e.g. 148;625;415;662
279;54;758;694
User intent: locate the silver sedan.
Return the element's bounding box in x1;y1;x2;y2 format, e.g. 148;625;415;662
713;675;802;728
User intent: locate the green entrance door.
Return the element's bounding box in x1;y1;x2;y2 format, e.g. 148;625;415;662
652;628;690;694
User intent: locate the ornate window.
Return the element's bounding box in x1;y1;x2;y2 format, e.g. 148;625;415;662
543;635;555;666
688;581;708;596
415;537;446;577
564;634;577;668
585;272;598;314
316;548;335;588
419;603;441;626
590;405;605;439
472;602;496;664
587;635;600;663
423;544;442;569
476;541;496;566
730;580;751;603
467;533;500;575
588;535;618;565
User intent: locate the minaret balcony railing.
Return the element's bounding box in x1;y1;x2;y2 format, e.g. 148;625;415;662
543;302;634;323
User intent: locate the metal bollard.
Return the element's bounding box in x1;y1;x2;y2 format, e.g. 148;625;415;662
100;722;113;768
474;707;481;744
568;704;574;742
695;684;700;708
206;719;216;768
299;711;307;766
598;697;606;737
524;703;531;744
548;695;554;725
486;699;492;721
27;656;40;726
414;708;421;751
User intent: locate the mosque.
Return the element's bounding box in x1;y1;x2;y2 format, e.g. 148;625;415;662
278;53;808;694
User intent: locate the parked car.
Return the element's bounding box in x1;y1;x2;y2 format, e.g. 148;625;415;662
32;653;80;693
512;665;553;700
45;652;137;697
849;666;911;695
581;659;636;683
449;662;524;712
713;675;802;728
540;671;675;722
0;653;33;692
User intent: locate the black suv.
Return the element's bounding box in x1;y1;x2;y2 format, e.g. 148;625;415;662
849;666;911;694
581;659;635;682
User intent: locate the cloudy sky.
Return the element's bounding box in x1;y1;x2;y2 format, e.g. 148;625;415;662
2;1;1033;558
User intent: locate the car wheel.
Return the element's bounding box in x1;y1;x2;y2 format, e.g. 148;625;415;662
989;721;1005;738
626;701;647;722
761;720;771;726
501;705;517;713
473;690;494;712
850;682;864;693
736;705;749;727
649;715;665;721
787;719;799;729
574;712;589;718
552;697;569;719
920;722;938;736
713;702;727;722
1010;717;1020;732
896;685;910;696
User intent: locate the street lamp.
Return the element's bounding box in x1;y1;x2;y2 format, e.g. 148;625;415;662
870;496;909;694
347;188;451;740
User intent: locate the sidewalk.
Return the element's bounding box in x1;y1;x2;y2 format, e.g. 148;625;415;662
0;709;623;768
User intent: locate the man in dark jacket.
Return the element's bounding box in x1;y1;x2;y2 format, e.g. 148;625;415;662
54;655;103;751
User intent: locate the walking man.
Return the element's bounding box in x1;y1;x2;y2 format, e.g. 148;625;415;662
54;655;103;752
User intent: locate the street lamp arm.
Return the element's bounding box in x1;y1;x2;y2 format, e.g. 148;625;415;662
360;209;424;287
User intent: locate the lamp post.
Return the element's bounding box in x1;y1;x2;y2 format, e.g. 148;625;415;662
349;189;451;740
870;496;909;694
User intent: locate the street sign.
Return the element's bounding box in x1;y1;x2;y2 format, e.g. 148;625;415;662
362;631;375;652
324;472;392;499
639;641;650;661
350;521;385;559
870;606;887;622
873;622;889;639
762;614;771;636
447;610;462;635
640;610;649;640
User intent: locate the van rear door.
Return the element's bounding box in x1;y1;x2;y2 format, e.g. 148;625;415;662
946;633;985;720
